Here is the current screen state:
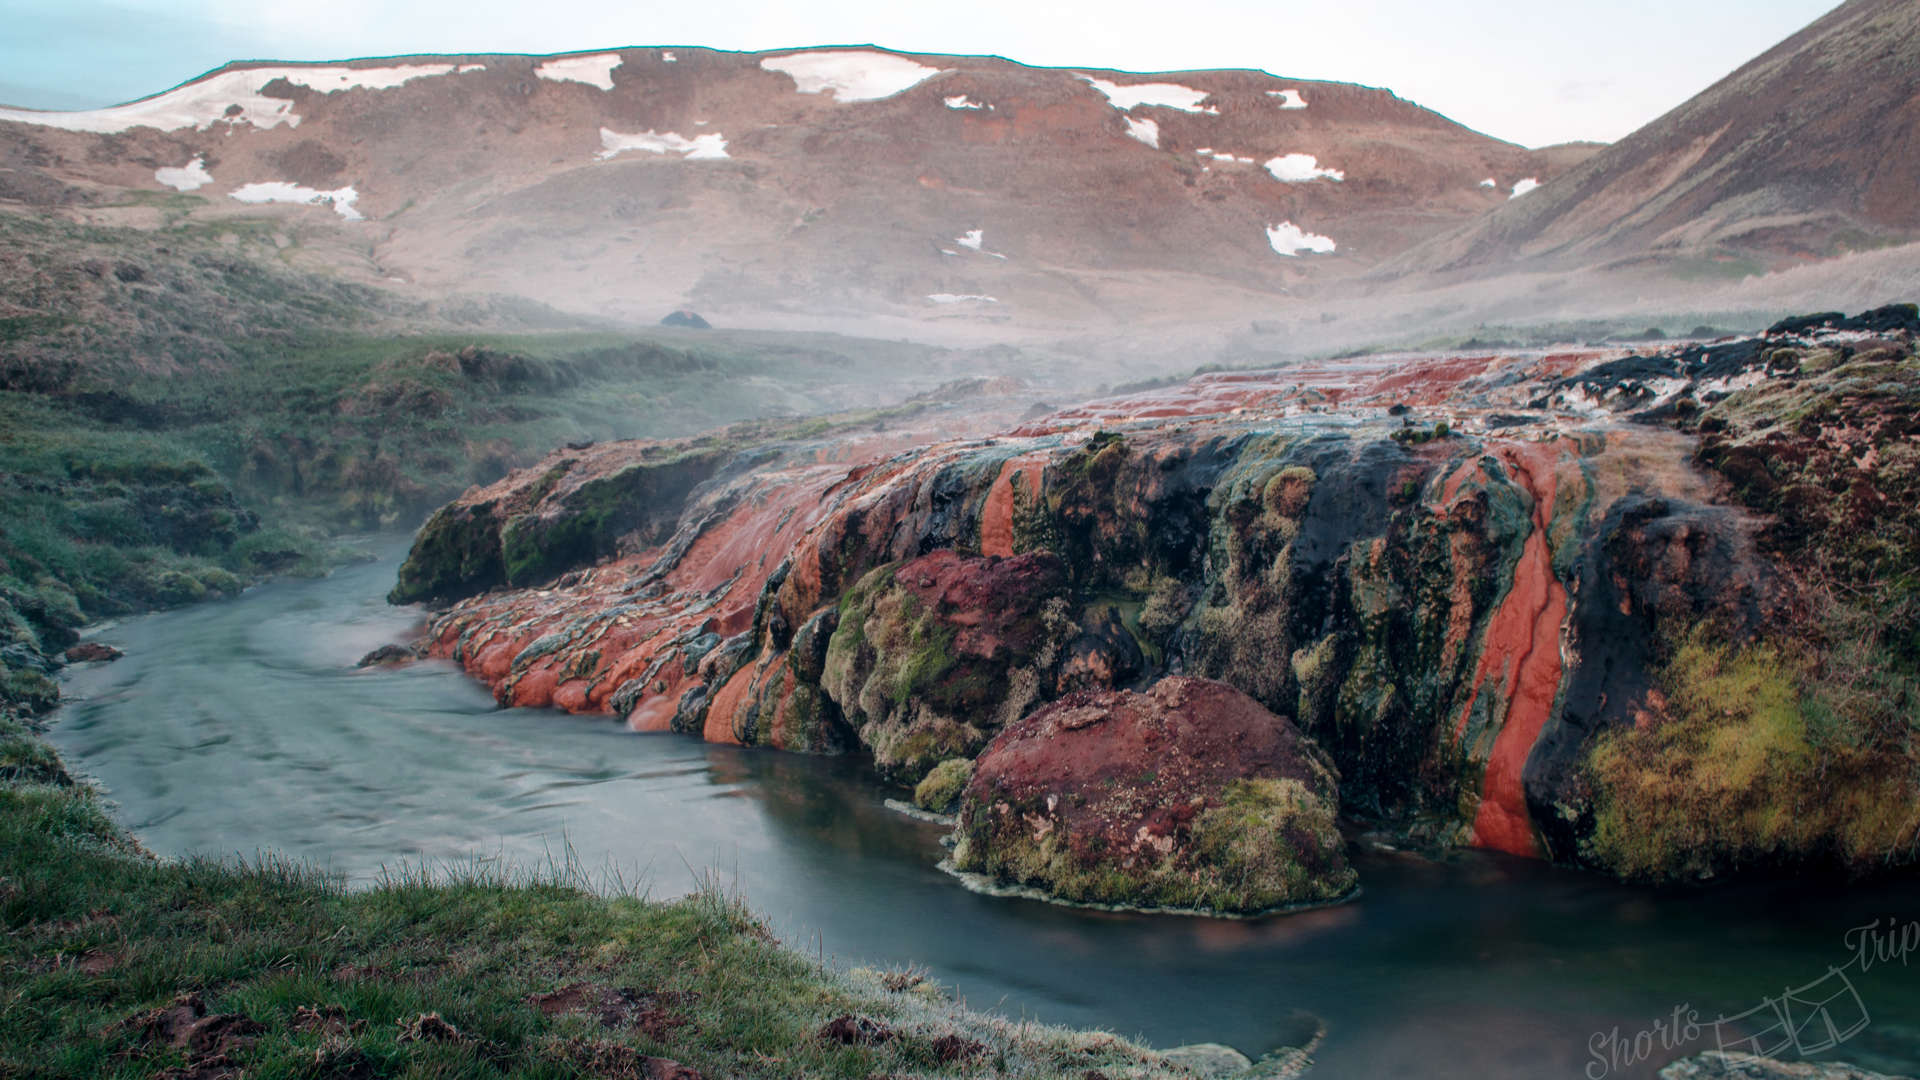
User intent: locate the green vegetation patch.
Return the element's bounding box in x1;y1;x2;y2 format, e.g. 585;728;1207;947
1585;630;1920;882
912;758;974;813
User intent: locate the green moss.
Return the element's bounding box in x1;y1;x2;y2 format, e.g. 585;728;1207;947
820;561;1065;785
1007;475;1057;555
954;775;1354;915
912;758;974;813
1586;631;1920;881
1188;778;1357;908
1262;465;1316;519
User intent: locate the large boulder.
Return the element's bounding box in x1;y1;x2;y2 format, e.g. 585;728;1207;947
952;676;1355;914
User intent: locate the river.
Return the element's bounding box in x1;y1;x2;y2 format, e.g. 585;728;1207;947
48;539;1920;1079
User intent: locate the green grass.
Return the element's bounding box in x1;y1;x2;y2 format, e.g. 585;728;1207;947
0;709;1193;1080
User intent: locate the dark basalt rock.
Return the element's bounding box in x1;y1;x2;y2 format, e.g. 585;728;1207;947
1768;303;1920;337
660;309;712;329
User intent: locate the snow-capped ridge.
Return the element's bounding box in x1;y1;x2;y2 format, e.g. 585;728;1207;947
0;62;480;134
1080;75;1217;114
536;53;623;90
761;50;946;102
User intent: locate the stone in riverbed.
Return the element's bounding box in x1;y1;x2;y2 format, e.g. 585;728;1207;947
952;676;1355;914
64;642;123;663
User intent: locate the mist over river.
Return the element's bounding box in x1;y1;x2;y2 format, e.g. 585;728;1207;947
48;539;1920;1079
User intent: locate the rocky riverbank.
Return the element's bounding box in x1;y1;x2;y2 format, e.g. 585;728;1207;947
3;702;1332;1079
393;305;1920;902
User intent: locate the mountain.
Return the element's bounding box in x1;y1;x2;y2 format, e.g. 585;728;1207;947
0;47;1594;334
1385;0;1920;282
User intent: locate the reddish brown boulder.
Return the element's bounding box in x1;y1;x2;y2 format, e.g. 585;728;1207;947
952;676;1354;914
64;642;122;663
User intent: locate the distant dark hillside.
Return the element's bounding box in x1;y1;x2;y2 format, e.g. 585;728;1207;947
1385;0;1920;279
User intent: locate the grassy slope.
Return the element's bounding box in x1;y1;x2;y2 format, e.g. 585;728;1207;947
0;209;961;716
0;708;1206;1080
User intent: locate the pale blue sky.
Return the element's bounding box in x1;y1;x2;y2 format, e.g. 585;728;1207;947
0;0;1840;147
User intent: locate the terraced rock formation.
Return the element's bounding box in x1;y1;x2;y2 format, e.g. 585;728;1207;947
392;305;1920;903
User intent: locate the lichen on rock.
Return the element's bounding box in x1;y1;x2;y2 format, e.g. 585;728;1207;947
952;676;1355;914
913;758;974;813
820;550;1075;784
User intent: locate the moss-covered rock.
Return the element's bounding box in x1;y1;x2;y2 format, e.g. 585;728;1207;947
390;444;730;605
953;676;1355;914
820;550;1074;784
913;758;973;813
1583;631;1920;882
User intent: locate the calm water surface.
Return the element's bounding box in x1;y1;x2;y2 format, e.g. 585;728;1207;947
49;540;1920;1079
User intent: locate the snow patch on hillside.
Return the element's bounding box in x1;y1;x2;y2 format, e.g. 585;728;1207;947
945;95;990;110
662;52;677;63
1266;221;1336;256
1480;177;1498;188
1200;149;1254;164
537;53;623;90
1510;177;1540;198
1268;89;1308;109
154;157;212;191
598;128;730;160
0;63;469;133
928;293;998;304
230;181;362;220
1265;153;1345;183
761;51;945;102
1124;116;1160;148
953;229;1009;259
1081;76;1216;114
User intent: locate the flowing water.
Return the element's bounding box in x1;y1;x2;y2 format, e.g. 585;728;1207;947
48;539;1920;1079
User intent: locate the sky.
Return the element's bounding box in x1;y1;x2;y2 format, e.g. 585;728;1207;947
0;0;1841;148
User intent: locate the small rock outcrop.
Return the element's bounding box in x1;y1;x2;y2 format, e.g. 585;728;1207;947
952;677;1354;914
63;642;123;664
660;310;712;330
